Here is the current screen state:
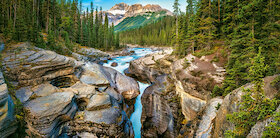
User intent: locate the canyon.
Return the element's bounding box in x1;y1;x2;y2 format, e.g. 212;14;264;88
0;40;279;138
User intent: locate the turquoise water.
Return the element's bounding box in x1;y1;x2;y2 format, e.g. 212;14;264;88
103;48;154;138
0;43;4;52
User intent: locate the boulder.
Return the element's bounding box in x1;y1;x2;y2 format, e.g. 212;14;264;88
0;71;17;138
103;67;140;100
111;62;118;67
79;63;110;86
16;83;59;103
68;81;96;99
84;107;122;124
24;92;77;137
86;93;112;111
78;132;98;138
128;53;165;82
105;87;123;102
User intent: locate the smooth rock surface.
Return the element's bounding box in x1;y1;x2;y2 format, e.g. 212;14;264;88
176;81;206;121
86;93;112;111
79;63;110;86
15;86;33;103
141;75;174;138
195;98;223;138
31;83;59;97
103;67;140;100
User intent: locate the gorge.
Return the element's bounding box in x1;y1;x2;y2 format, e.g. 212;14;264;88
0;0;279;137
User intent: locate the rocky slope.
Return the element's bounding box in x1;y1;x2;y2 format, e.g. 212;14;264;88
127;48;279;138
0;42;139;137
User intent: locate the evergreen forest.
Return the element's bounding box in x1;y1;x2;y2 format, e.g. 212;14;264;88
0;0;120;55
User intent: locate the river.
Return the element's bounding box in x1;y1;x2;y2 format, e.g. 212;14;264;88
103;47;155;138
0;43;4;52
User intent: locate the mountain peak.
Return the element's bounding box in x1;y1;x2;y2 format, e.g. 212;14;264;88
109;3;129;11
106;3;172;26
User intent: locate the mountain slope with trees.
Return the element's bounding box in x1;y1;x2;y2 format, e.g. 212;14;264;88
120;0;280;96
115;11;171;32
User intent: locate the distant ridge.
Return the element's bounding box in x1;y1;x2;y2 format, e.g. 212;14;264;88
104;3;173;26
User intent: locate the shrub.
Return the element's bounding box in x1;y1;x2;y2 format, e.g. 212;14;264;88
263;111;280;137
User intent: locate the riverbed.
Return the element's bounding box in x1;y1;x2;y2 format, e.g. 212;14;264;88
103;47;155;138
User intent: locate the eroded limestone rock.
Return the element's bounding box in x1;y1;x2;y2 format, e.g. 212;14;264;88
24;92;77;137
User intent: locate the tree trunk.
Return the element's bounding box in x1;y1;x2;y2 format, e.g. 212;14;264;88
13;0;17;31
218;0;220;22
176;16;178;47
208;0;211;48
46;0;49;33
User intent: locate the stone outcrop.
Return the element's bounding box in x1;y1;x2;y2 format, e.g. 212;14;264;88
169;54;227;123
175;81;207;121
195;98;223;138
102;67;140;100
0;71;17;137
73;47;110;64
247;105;280;138
79;63;110;86
141;75;176;138
171;54;226;101
86;93;112;111
2;43;81;87
128;48;173;82
24;92;77;137
1;42;136;137
213;75;279;138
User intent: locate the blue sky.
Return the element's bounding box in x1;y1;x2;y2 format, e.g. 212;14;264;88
81;0;187;12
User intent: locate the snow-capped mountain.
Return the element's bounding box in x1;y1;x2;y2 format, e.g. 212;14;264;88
105;3;172;25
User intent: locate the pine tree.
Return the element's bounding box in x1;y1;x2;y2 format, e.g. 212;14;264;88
173;0;180;47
